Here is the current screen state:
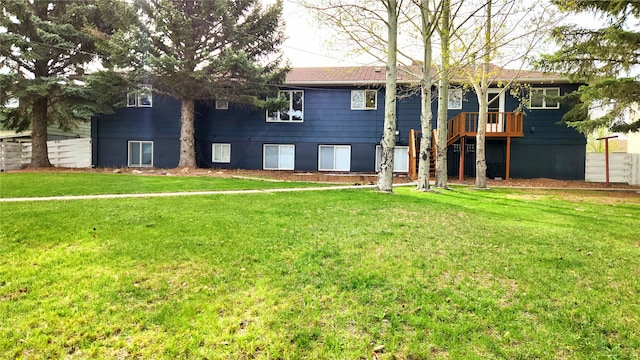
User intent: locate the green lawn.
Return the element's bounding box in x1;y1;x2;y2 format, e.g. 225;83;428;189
0;172;332;198
1;175;639;359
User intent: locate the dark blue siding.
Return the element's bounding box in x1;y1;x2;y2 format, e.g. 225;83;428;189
519;85;585;145
196;88;388;171
96;83;586;179
445;84;586;180
94;95;181;168
448;140;585;180
512;84;586;179
396;94;421;145
510;144;585;179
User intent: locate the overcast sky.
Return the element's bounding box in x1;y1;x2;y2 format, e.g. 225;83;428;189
276;1;614;70
278;1;379;67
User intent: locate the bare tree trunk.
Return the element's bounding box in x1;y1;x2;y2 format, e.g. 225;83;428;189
435;0;450;189
435;78;448;188
377;0;398;193
475;88;488;188
30;96;52;168
30;59;51;168
417;0;433;191
475;0;491;189
178;98;197;168
417;84;433;191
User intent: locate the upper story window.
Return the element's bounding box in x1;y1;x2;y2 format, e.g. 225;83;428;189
448;88;462;109
267;90;304;122
4;98;19;108
215;99;229;110
530;88;560;109
351;90;377;110
127;85;152;107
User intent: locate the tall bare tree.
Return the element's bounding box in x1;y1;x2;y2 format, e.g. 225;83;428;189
451;0;558;188
378;0;401;192
475;0;492;189
304;0;406;192
433;0;451;188
412;0;442;191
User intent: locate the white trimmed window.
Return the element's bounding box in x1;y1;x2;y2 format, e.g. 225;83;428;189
318;145;351;171
267;90;304;122
128;141;153;167
375;145;409;172
351;90;377;110
212;143;231;163
448;88;462;109
127;85;153;107
215;99;229;110
530;88;560;109
5;98;19;108
263;144;295;170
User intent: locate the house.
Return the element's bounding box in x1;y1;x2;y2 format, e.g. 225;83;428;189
92;66;587;180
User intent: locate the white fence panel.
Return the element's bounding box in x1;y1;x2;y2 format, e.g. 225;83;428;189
49;138;92;168
629;154;640;185
1;141;24;171
2;138;92;170
585;153;640;185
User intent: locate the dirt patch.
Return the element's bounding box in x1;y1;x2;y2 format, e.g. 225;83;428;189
10;167;415;185
8;167;640;192
454;177;639;190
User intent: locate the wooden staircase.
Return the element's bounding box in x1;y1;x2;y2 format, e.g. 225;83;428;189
408;129;436;180
408;112;524;180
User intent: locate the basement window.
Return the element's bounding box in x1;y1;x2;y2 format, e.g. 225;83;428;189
375;145;409;172
128;141;153;167
319;145;351;171
212;143;231;163
264;144;295;170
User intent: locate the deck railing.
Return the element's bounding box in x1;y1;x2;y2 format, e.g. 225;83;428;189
447;112;524;145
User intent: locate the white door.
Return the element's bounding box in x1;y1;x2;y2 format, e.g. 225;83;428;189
486;89;505;132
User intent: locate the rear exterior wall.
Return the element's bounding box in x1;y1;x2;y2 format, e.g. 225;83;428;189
93;83;586;179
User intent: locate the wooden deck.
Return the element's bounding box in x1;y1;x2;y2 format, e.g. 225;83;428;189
408;112;525;180
447;112;524;146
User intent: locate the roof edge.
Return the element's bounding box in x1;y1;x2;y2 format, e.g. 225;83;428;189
285;77;574;87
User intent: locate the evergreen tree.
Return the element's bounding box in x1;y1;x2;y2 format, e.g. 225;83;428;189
0;0;135;167
540;0;640;133
135;0;288;168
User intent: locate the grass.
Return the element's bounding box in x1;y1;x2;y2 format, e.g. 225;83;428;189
0;172;333;198
1;174;639;359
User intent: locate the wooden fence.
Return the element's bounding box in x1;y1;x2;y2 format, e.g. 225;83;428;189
585;153;640;185
1;138;92;171
1;141;23;171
